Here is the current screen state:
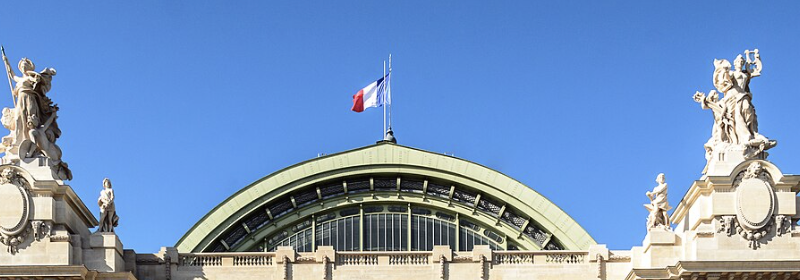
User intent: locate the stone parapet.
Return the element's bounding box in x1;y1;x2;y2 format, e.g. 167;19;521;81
150;247;606;280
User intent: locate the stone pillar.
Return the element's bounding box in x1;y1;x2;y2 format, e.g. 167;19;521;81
433;245;452;262
588;244;609;262
275;246;296;263
315;246;335;263
275;246;296;280
471;245;491;262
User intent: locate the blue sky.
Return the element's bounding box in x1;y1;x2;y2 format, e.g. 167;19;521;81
1;1;799;252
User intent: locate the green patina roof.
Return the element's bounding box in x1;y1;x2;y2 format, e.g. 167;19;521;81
176;142;596;252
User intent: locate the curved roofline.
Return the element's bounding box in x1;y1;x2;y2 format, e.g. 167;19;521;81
176;142;596;252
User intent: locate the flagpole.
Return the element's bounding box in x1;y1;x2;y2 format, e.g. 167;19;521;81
383;60;386;138
388;54;392;130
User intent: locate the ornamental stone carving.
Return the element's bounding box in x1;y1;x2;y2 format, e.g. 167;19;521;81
717;215;736;237
644;173;672;231
30;220;51;241
775;215;791;237
733;162;776;248
693;49;776;175
1;47;72;181
0;167;32;253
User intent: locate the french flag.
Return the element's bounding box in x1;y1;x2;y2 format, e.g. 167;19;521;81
351;73;390;112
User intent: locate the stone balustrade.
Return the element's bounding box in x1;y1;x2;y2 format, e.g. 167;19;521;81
336;252;380;265
145;246;609;280
492;250;588;265
178;253;276;267
174;249;588;268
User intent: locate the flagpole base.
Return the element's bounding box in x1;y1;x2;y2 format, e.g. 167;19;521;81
379;128;397;144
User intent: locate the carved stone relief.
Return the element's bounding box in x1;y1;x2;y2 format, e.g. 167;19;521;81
30;220;51;241
729;162;779;248
0;167;32;253
775;215;791;237
717;215;736;237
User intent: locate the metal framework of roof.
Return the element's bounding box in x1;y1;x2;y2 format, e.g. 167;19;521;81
176;142;596;252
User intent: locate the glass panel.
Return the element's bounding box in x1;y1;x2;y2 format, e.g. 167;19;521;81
459;226;501;251
363;213;409;251
269;228;313;252
369;214;378;250
337;219;346;250
272;210;501;253
313;215;361;252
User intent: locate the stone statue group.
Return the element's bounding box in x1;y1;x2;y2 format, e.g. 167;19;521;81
0;47;120;234
693;49;776;174
646;49;778;231
1;46;71;180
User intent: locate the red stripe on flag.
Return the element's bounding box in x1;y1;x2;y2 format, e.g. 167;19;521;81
351;90;365;112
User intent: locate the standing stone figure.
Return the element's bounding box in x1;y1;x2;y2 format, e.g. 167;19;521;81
693;49;776;173
96;178;119;233
645;173;671;231
1;47;71;180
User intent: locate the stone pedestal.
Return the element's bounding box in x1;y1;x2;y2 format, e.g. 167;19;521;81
433;245;454;262
588;244;609;261
18;156;63;182
85;233;125;273
705;145;748;176
315;246;335;263
275;246;296;263
640;230;680;268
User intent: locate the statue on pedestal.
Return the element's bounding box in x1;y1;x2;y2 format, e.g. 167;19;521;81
645;173;671;231
1;47;71;180
96;178;119;233
693;49;776;174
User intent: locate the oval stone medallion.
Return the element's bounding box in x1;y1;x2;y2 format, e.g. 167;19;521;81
735;178;774;231
0;182;27;234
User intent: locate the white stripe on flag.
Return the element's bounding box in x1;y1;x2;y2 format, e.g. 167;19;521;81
362;80;380;109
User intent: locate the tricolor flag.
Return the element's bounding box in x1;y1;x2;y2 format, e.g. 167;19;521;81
351;73;390;112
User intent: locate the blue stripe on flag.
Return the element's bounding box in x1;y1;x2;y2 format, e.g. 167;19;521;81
376;73;390;106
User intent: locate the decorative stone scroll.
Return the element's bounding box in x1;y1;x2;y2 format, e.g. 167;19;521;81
693;49;776;175
0;167;32;253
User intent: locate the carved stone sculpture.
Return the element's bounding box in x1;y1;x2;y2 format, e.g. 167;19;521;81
717;215;736;237
1;47;71;180
775;215;791;237
693;49;776;174
96;178;119;233
644;173;672;231
30;220;50;241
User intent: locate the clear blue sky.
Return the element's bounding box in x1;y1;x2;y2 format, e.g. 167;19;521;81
2;1;799;252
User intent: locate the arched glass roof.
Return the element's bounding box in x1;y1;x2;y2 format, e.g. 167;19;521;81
176;143;595;252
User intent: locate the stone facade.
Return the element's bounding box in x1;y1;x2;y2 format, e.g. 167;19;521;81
2;50;800;280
